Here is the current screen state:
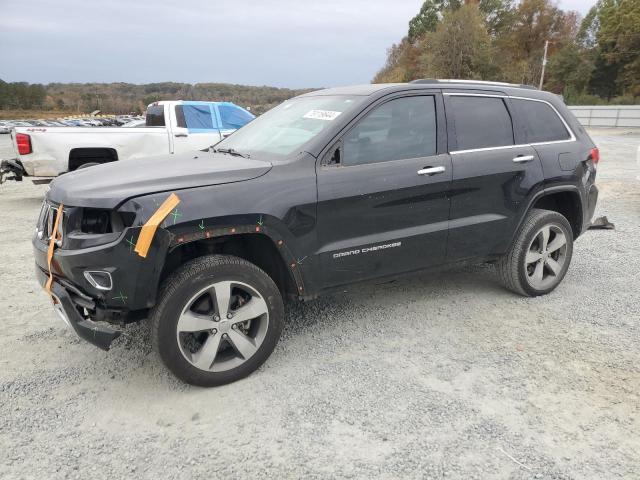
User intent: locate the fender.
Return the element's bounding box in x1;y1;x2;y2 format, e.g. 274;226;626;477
164;213;309;295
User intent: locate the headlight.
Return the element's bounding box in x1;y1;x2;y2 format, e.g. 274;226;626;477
61;207;135;249
81;209;112;234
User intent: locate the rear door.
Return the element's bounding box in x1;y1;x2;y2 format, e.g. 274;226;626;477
316;92;451;288
169;103;222;153
444;92;545;261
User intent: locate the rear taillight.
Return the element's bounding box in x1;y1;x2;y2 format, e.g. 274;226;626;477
590;147;600;164
16;133;32;155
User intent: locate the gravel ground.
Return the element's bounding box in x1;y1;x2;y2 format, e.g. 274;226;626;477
0;131;639;479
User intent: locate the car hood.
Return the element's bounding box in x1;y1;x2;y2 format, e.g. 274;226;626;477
47;151;272;209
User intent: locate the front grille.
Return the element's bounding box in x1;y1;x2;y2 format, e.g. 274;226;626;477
36;201;65;244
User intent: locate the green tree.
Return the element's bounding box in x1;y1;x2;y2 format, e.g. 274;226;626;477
419;4;494;79
408;0;512;42
597;0;640;95
372;39;421;83
497;0;576;86
408;0;453;42
546;42;595;98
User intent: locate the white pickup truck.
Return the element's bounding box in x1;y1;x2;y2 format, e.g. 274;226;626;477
7;100;255;178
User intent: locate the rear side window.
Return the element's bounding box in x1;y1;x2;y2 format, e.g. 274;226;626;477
175;105;219;130
449;96;513;150
343;96;437;166
145;105;165;127
511;99;570;143
218;104;255;130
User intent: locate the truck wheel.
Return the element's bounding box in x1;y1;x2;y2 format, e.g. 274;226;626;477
497;208;573;297
151;255;284;386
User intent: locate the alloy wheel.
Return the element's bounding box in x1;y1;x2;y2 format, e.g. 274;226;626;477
176;280;269;372
524;224;568;290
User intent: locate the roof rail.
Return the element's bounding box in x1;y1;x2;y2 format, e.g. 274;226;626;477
410;79;537;90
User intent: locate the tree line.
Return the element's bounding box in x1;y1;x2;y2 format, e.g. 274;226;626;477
0;80;314;115
373;0;640;104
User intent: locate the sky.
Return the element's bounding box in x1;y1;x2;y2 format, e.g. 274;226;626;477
0;0;596;89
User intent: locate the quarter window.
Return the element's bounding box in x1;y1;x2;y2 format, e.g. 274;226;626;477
343;96;437;166
449;96;514;150
145;105;165;127
511;99;570;143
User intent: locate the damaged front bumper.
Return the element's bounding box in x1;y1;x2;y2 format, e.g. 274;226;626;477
35;267;121;350
33;225;172;350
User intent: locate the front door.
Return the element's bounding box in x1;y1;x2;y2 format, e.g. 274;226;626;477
169;103;222;154
316;93;452;288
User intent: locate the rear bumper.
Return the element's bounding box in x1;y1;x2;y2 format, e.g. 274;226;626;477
35;267;121;350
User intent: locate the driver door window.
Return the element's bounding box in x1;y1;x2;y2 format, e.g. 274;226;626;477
343;96;437;166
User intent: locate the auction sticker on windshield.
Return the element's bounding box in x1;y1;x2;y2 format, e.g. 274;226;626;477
303;110;342;121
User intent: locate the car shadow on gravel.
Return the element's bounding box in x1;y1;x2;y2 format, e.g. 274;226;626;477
282;263;504;336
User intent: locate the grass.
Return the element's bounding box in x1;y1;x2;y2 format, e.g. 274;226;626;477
0;110;81;120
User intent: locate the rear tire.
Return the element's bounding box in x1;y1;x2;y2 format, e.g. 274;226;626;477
497;208;573;297
151;255;284;387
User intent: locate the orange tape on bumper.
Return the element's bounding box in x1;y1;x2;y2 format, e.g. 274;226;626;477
134;193;180;258
45;203;64;298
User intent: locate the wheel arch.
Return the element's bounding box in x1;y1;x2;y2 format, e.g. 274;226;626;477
160;232;302;300
528;187;584;239
68;147;118;171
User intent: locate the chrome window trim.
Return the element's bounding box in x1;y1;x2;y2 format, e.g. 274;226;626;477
445;93;576;154
451;144;522;155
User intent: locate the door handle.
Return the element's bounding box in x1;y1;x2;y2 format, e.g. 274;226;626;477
513;155;534;163
174;133;188;138
417;166;446;176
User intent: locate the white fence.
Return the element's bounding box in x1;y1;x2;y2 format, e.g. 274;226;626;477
569;105;640;128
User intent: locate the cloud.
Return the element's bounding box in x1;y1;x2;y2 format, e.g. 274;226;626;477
0;0;423;88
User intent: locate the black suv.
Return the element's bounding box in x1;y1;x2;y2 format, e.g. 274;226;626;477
34;80;599;386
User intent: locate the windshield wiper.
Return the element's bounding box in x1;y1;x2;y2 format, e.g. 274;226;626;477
212;147;249;158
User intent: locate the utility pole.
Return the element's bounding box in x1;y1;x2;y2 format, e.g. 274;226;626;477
539;40;549;90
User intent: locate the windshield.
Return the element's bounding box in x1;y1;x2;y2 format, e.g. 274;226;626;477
215;95;362;158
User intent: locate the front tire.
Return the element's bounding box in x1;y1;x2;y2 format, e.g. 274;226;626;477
497;208;574;297
151;255;284;387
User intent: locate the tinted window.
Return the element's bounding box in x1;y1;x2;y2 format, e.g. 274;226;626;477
450;96;513;150
511;98;570;143
343;96;437;166
175;106;186;128
145;105;165;127
219;104;255;130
